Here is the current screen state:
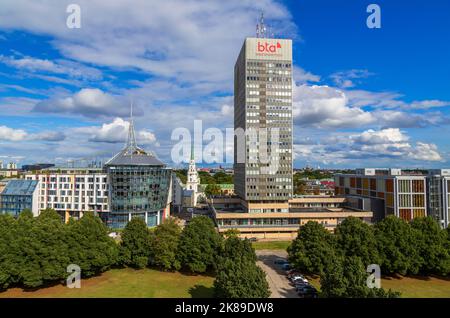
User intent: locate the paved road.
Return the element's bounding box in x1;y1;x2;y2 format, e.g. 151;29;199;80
256;250;298;298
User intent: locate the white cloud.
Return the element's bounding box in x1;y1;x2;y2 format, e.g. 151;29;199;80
351;128;408;144
330;69;373;88
0;125;65;142
294;66;321;84
0;126;27;141
75;118;157;145
292;84;450;129
293;84;374;128
293;128;443;164
221;104;233;116
409;100;450;109
0;55;102;81
411;142;442;161
0;0;296;88
33;88;130;117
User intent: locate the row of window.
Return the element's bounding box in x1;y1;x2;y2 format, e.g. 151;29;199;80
246;61;291;68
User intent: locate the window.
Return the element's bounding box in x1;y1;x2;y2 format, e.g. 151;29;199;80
386;179;394;192
412;194;425;207
386;193;394;207
412;180;424;193
413;209;426;218
399;194;411;207
370;179;377;191
399;180;411;193
399;209;412;221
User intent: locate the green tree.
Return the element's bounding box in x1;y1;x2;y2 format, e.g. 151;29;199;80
374;216;420;275
214;258;270;298
178;216;222;273
120;218;152;269
0;215;18;289
19;209;70;288
410;217;450;275
213;172;233;184
198;171;216;185
220;236;256;263
66;212;119;277
204;184;222;197
320;256;401;298
149;218;182;271
214;237;269;298
288;221;336;275
335;217;380;267
293;173;307;195
19;209;34;219
175;169;187;184
222;229;240;239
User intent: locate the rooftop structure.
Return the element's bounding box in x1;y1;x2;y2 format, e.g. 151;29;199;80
105;108;165;167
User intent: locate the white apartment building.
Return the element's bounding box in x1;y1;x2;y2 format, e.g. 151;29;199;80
25;167;109;222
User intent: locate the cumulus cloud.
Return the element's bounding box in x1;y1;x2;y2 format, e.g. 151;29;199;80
293;84;374;128
33;88;132;118
0;0;296;87
294;128;443;164
0;125;27;141
292;84;450;129
0;125;65;142
75;118;157;145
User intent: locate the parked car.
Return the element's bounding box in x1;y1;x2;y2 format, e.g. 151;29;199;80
274;258;288;265
294;282;309;291
248;237;258;242
281;263;292;270
289;274;306;281
290;276;308;285
297;285;318;298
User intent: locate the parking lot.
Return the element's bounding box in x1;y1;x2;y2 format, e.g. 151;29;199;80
256;250;298;298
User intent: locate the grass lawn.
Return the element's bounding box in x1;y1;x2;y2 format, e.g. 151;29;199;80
0;268;215;298
252;241;291;250
305;274;450;298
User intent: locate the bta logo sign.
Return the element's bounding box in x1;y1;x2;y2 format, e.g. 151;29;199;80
257;41;282;53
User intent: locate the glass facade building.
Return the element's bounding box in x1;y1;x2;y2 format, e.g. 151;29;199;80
105;165;171;228
0;180;38;217
103;116;171;229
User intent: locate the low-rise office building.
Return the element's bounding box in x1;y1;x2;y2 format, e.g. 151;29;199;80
210;195;372;239
334;168;450;228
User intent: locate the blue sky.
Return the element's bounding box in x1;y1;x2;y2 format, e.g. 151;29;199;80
0;0;449;169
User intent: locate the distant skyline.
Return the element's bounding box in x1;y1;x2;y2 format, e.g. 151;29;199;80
0;0;449;169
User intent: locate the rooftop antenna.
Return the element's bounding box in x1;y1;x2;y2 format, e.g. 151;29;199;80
126;100;138;155
256;11;267;38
